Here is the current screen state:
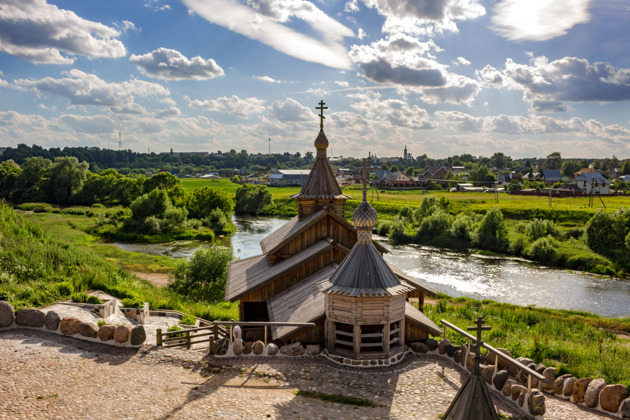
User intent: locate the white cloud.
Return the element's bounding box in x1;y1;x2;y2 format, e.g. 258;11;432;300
13;70;169;112
350;35;447;86
362;0;485;35
357;28;367;39
452;56;471;66
0;0;126;64
269;98;314;122
345;0;360;13
499;55;630;111
129;48;224;80
182;0;354;70
350;97;433;130
492;0;591;41
335;81;350;88
189;95;265;117
476;65;505;86
253;75;280;83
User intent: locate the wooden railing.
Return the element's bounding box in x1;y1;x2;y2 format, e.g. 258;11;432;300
440;319;546;392
156;321;315;352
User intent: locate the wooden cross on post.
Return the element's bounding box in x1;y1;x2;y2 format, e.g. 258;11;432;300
316;100;328;130
467;316;491;375
361;159;370;202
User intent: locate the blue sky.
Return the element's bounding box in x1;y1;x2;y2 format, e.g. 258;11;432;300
1;0;630;159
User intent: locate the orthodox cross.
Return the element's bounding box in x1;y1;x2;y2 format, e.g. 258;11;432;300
467;316;491;374
361;159;371;202
316;100;328;130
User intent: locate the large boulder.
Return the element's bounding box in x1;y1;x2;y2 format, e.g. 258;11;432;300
564;377;577;397
15;308;45;328
253;341;264;355
620;397;630;419
280;342;304;356
452;350;461;364
60;317;82;335
44;311;61;331
535;363;546;374
446;344;458;357
409;342;428;353
78;322;98;338
511;384;527;401
0;301;15;328
232;338;244;356
510;357;533;376
481;365;494;384
438;339;451;354
502;379;516;397
600;384;629;413
493;370;510;391
266;343;279;356
572;377;592;403
305;344;321;356
584;378;607;408
485;348;512;370
520;362;538;385
243;341;253;355
114;325;130;343
528;390;546;416
553;374;573;395
541;367;556;392
130;325;146;345
98;325;116;341
425;338;438;351
213;338;228;355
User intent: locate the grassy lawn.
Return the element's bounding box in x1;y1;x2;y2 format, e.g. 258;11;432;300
423;296;630;388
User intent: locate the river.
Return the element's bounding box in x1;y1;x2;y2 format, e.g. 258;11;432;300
116;215;630;318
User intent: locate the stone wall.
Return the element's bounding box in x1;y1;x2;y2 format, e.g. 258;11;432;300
408;336;630;420
0;301;146;348
120;302;149;324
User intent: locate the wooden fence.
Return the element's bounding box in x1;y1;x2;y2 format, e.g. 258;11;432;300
440;319;546;392
156;321;315;351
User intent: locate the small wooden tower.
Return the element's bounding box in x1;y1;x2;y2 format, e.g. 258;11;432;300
320;165;414;359
443;317;500;420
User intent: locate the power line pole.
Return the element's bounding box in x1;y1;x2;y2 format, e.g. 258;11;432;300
268;138;271;156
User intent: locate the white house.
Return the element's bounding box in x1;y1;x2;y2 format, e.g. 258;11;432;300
572;172;610;195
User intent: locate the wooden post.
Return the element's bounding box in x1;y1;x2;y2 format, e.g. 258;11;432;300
399;317;405;347
353;324;361;356
383;323;390;354
230;326;233;344
186;331;191;349
443;323;447;340
156;329;162;346
264;325;268;345
494;353;498;374
528;374;532;393
327;320;335;350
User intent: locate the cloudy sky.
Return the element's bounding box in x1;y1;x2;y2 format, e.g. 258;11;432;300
1;0;629;159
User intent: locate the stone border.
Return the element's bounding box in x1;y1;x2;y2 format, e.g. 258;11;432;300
320;348;410;368
59;297;116;319
120;302;149;324
0;301;146;348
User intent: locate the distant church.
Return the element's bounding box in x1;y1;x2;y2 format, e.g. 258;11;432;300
225;101;440;359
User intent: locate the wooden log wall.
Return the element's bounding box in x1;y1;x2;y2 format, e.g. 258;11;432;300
326;294;405;325
405;321;429;342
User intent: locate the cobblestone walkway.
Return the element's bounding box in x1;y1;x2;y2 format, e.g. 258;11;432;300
0;329;616;419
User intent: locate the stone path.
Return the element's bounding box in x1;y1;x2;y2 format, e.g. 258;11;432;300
0;329;617;419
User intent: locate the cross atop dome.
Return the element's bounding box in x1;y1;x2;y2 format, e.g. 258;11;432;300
316;100;328;131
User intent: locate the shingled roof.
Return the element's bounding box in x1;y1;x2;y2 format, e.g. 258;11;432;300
291;130;351;200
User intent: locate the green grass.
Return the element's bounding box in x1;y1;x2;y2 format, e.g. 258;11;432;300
294;390;380;407
0;203;238;320
423;297;630;388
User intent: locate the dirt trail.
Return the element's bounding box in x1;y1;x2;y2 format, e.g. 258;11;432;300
132;271;169;287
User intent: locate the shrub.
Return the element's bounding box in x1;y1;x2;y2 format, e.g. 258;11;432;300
388;220;409;245
86;295;103;304
186;186;234;219
97;320;107;327
121;298;144;308
203;208;235;235
526;236;559;265
526;219;559;241
179;314;196;326
450;214;473;242
474;208;509;252
509;234;527;256
586;210;625;253
168;246;233;302
54;282;74;297
417;210;453;240
234;184;273;215
71;292;88;303
375;221;391;236
167;324;185;338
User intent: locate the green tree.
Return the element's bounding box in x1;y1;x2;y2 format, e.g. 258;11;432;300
234;184;273;215
585;210;626;253
622;161;630;175
475;208;508;252
0;160;21;199
47;157;89;204
469;164;496;186
12;156;52;202
143;172;179;193
561;159;581;178
490;152;509;169
168;246;232;302
544;152;562;170
186;186;234;219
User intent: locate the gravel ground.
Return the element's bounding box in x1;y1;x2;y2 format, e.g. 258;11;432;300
0;329;616;419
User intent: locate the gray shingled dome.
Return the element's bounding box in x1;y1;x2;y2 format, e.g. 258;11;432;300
353;200;377;229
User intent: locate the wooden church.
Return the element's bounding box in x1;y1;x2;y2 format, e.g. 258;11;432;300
225;101;441;359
